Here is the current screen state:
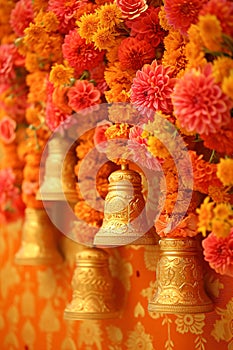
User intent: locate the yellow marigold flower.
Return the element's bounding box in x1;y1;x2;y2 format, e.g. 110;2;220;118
198;15;222;52
213;203;232;220
196;197;214;236
212;218;231;238
77;13;99;43
35;10;59;32
186;24;207;69
222;72;233;99
217;158;233;186
92;27;116;51
40;34;64;62
208;185;230;203
147;136;170;159
96;3;122;29
25;53;50;73
212;56;233;83
49;63;74;87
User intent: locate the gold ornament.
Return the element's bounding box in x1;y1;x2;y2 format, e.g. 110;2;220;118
148;237;214;314
15;208;63;266
37;133;78;202
94;164;158;247
64;247;118;320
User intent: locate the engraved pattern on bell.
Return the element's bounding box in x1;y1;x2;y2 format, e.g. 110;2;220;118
94;165;158;246
148;237;214;314
15;208;63;266
64;248;118;320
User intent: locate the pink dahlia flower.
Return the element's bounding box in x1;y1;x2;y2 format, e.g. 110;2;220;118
172;64;233;135
202;229;233;276
130;60;177;116
128;125;162;171
45;81;72;132
128;7;166;48
48;0;87;34
0;44;25;84
0;168;25;224
10;0;34;37
116;0;148;20
62;30;105;76
0;116;17;144
67;80;101;113
164;0;207;35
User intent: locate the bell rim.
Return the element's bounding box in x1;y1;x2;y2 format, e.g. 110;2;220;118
148;301;214;314
63;309;119;320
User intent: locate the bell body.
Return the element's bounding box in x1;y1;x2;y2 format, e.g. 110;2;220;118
37;134;77;202
94;165;158;247
148;237;214;314
64;248;118;320
15;208;63;266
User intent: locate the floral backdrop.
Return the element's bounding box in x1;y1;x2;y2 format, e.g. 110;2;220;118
0;0;233;349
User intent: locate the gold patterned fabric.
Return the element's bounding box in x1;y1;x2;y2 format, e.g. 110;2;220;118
0;222;233;350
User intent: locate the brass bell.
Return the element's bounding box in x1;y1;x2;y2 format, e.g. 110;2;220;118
148;237;214;314
15;208;63;266
94;164;158;247
37;133;78;202
64;247;118;320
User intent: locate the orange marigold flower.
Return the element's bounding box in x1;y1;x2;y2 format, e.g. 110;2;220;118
35;10;59;32
212;218;232;239
24;23;49;52
77;13;99;43
189;151;222;194
198;14;222;52
217;158;233;186
105;123;130;140
185;24;207;69
92;27;116;51
212;56;233;84
196;196;214;236
208;185;230;203
147;136;170;159
213;203;232;220
104;85;130;103
118;37;155;71
201;119;233;156
96;3;122;29
222;73;233;100
26;71;47;103
104;62;134;89
49;63;74;87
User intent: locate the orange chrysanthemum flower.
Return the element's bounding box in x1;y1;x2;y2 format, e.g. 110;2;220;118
96;3;122;29
77;13;99;43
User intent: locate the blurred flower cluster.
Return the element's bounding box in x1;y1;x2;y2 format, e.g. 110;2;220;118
0;0;233;276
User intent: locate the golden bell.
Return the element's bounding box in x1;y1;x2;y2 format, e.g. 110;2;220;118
64;247;118;320
15;208;63;266
94;164;158;247
148;237;214;314
37;133;78;202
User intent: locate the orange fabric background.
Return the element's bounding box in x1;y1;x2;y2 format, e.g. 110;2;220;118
0;220;233;350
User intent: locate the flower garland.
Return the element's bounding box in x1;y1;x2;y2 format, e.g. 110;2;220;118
0;0;233;277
